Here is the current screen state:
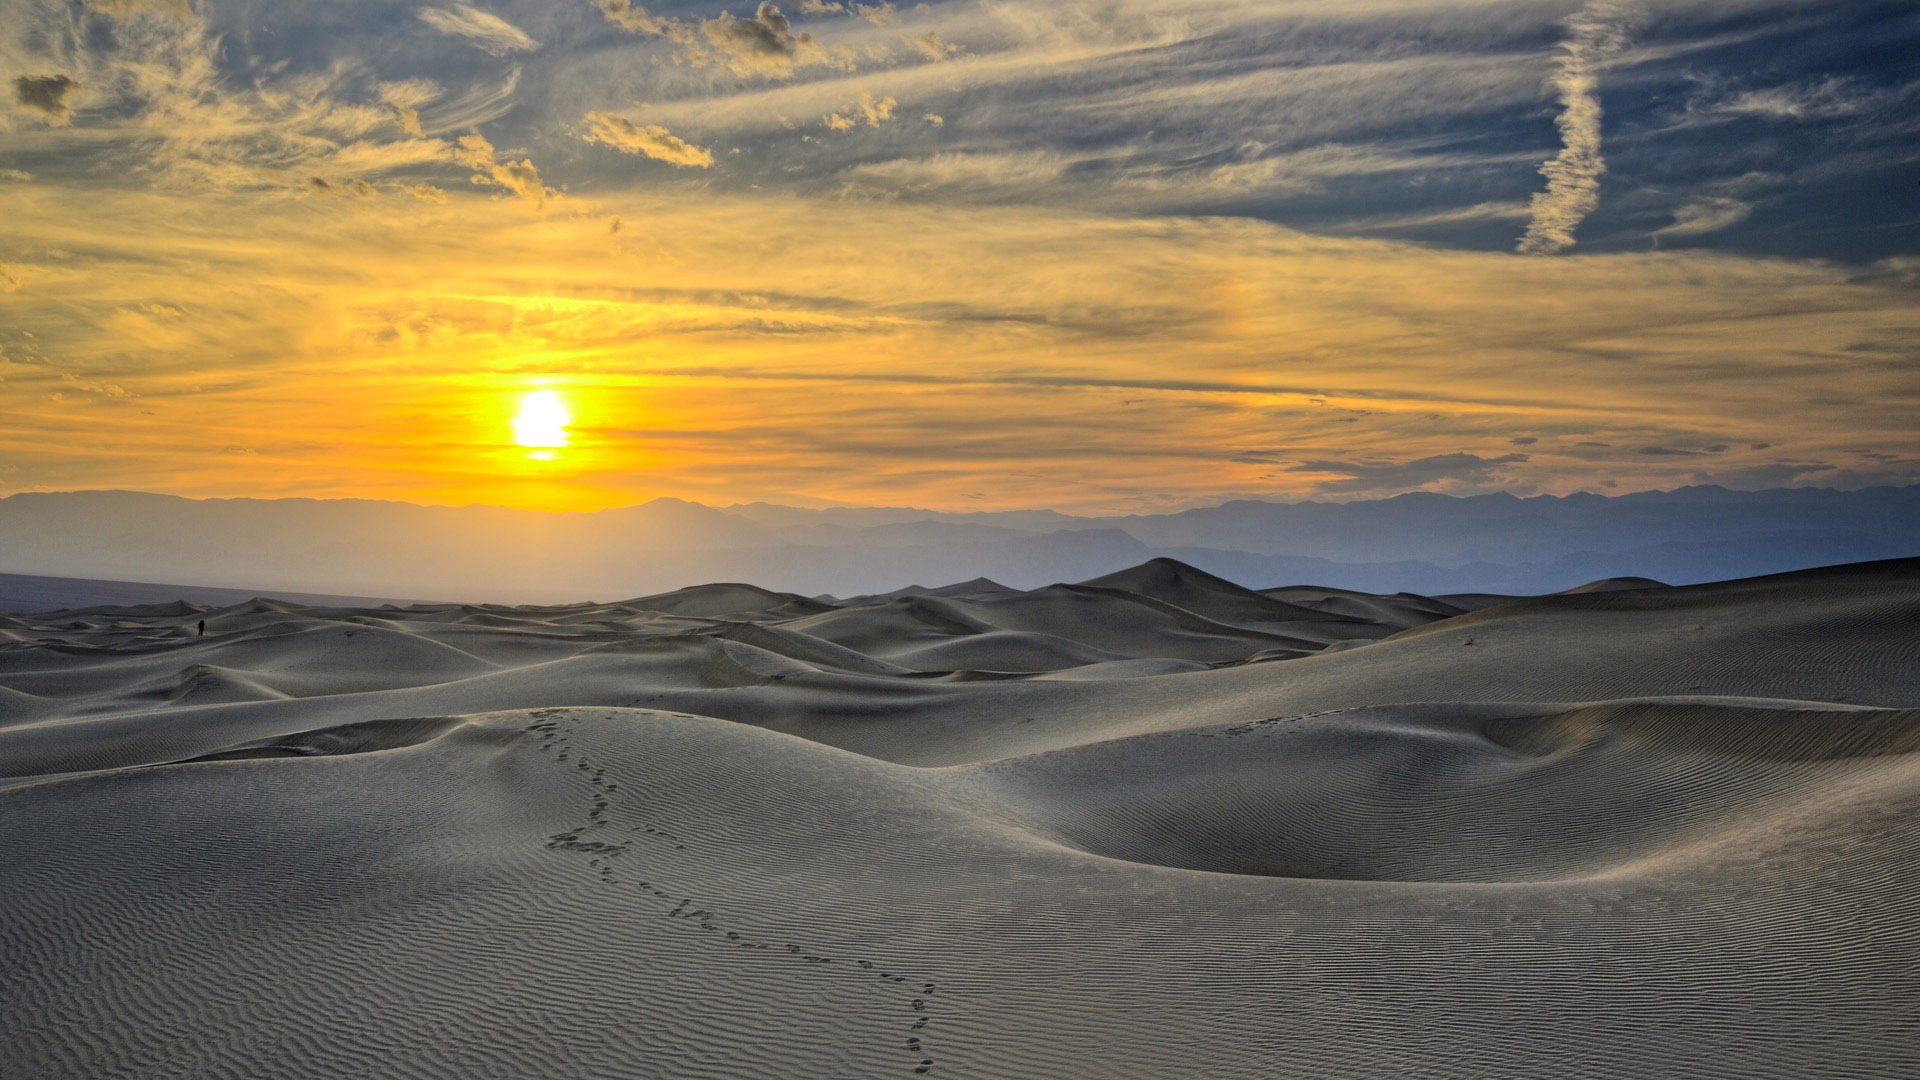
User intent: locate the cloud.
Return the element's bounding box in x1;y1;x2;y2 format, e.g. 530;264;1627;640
4;179;1917;510
902;31;959;61
82;0;193;16
582;113;715;168
0;169;30;182
796;1;894;24
57;372;135;400
417;5;540;56
694;3;825;78
3;0;1915;511
599;1;835;79
454;134;552;207
1639;444;1728;457
1518;2;1637;255
13;74;80;126
1701;77;1883;122
421;68;522;132
6;8;457;197
840;151;1070;197
825;88;895;131
1290;453;1531;495
1705;463;1839;489
596;0;669;34
380;80;442;138
1329;201;1533;234
306;177;377;199
1655;197;1752;239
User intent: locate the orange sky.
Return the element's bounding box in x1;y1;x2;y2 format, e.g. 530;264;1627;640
3;0;1915;513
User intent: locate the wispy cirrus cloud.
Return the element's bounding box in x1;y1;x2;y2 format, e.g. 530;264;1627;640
0;0;1914;512
3;166;1914;509
1694;75;1890;121
417;5;541;56
1655;196;1752;238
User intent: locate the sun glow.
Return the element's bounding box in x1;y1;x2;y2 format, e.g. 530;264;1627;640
512;389;571;456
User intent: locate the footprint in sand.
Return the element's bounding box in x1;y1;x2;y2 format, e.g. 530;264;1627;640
526;711;945;1075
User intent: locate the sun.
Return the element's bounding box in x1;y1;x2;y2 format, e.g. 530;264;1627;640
511;389;571;455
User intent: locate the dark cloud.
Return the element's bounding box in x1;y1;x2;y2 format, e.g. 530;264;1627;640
306;177;376;200
1705;463;1839;489
715;1;795;49
1289;452;1530;495
598;1;829;78
696;3;820;77
1849;449;1903;465
13;74;79;126
1639;444;1730;457
1510;436;1538;446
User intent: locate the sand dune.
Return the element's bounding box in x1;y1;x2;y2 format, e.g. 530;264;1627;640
2;558;1917;1078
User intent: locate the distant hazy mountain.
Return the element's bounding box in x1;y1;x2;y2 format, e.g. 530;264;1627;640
0;486;1914;603
0;572;423;614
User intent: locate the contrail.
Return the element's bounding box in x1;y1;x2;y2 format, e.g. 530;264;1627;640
1518;1;1637;255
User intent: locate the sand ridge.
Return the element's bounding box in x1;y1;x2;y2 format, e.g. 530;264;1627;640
1;557;1917;1078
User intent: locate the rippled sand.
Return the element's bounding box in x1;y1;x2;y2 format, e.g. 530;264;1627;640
3;558;1917;1079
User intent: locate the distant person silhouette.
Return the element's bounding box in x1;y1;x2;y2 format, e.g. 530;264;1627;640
197;620;206;637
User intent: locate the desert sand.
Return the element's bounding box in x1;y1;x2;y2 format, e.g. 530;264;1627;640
2;557;1917;1078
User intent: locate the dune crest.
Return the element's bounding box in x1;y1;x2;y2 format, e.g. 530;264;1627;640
2;558;1918;1078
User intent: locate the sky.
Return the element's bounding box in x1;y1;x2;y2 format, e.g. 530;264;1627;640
1;0;1916;514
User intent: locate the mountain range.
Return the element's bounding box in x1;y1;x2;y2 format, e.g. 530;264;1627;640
1;485;1915;603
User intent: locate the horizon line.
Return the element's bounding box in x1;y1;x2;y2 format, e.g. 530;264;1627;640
5;481;1919;520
